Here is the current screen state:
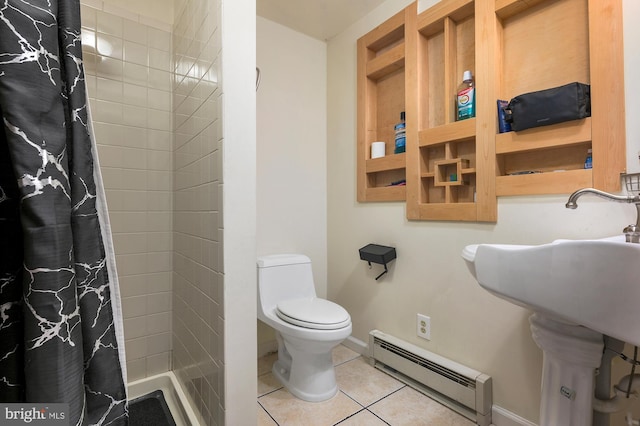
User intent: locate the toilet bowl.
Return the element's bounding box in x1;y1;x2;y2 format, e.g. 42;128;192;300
257;254;352;402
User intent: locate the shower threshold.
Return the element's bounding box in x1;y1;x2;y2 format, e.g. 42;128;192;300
127;372;201;426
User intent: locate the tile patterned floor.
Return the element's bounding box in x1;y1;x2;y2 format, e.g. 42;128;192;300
257;345;476;426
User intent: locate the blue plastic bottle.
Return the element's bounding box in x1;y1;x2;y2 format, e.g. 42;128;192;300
584;149;592;169
394;112;406;154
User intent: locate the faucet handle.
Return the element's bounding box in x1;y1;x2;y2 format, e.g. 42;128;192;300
623;224;640;243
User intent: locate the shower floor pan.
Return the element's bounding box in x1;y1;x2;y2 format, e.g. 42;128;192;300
127;372;200;426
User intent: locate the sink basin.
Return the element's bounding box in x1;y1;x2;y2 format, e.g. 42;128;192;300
462;234;640;346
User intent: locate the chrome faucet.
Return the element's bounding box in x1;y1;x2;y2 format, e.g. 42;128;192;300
566;188;640;243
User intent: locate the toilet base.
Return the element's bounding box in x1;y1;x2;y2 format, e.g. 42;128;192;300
272;332;341;402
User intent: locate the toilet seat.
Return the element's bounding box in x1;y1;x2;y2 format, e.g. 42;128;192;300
276;298;351;330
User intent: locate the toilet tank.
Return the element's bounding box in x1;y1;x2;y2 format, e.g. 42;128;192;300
257;254;317;313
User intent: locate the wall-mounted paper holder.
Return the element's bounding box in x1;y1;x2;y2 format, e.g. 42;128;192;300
359;244;397;280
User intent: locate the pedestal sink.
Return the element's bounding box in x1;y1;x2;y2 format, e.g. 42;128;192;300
462;234;640;426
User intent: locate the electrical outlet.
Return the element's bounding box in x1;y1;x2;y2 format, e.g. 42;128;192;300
417;314;431;340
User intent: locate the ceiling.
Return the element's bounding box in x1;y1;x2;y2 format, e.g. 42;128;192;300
257;0;388;41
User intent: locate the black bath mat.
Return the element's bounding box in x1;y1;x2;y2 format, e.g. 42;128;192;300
129;390;177;426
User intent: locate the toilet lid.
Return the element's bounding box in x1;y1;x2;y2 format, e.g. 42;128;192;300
276;298;351;330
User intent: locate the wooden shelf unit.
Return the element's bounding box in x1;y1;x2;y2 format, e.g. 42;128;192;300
356;0;625;221
493;0;625;196
357;3;416;202
406;0;497;222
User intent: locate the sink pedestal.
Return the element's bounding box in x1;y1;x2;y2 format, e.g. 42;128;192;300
530;313;604;426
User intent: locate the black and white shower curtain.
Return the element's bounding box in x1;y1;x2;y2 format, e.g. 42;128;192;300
0;0;128;424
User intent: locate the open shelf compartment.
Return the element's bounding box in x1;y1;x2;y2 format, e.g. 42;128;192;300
357;4;416;202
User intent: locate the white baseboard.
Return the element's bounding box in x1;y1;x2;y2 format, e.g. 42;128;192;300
343;335;368;356
491;405;537;426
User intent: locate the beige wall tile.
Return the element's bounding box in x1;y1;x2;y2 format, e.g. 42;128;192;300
146;170;172;190
147;192;172;211
147;149;172;170
147;332;171;354
116;253;147;276
123;62;147;85
126;358;146;382
119;274;148;297
148;272;172;292
93;122;124;146
147;312;170;334
113;232;147;254
125;337;147;361
122;295;147;319
146;232;172;252
124;316;147;339
171;0;225;420
122;126;148;149
97;11;123;37
123;83;147;107
144;351;169;376
149;49;172;72
122;104;147;127
147;292;171;314
96;56;123;80
124;40;148;66
124;18;148;44
147;212;172;231
87;8;173;381
120;190;148;211
97;77;123;102
147;252;173;273
97;34;123;59
148;109;172;131
81;5;97;31
148;69;172;91
147;27;171;51
94;99;123;124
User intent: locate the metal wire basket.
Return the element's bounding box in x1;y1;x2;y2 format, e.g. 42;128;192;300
623;172;640;195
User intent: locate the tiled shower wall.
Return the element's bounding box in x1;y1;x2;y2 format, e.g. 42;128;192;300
171;0;224;424
80;1;174;382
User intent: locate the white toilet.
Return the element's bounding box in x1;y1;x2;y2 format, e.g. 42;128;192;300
257;254;352;402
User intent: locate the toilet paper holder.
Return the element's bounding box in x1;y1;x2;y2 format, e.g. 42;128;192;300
359;244;396;280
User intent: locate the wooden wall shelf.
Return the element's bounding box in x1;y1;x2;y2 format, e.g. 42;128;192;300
366;153;406;173
357;4;415;202
366;44;405;79
356;0;625;221
497;169;593;196
495;118;592;154
419;118;476;147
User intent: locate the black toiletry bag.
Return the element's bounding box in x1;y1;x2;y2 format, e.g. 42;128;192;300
504;82;591;131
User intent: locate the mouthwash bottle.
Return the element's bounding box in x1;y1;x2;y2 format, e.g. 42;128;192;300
456;70;475;121
394;111;406;154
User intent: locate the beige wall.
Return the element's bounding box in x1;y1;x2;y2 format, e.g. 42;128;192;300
256;16;328;353
327;0;639;424
81;1;174;383
220;0;258;422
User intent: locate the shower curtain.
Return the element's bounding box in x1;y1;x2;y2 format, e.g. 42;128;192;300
0;1;128;425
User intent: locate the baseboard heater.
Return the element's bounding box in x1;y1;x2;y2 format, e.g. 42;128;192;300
369;330;492;426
